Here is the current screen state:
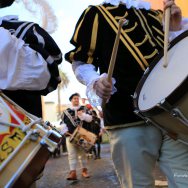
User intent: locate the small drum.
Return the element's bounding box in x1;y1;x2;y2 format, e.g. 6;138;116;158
0;93;61;187
70;126;97;152
134;30;188;144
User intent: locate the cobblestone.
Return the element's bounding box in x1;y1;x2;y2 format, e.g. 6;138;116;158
37;144;167;188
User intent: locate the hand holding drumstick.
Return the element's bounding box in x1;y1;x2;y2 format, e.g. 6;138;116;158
163;0;182;67
93;19;128;107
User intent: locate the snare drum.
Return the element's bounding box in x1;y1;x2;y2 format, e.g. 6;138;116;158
0;93;61;187
70;126;97;152
134;31;188;144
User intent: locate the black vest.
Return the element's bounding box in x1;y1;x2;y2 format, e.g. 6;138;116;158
62;106;91;134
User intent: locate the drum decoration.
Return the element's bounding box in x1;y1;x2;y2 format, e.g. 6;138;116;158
0;92;61;187
69;126;97;152
0;100;31;165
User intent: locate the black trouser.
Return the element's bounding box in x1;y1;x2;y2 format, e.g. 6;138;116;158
91;137;101;158
3;90;42;117
61;136;67;153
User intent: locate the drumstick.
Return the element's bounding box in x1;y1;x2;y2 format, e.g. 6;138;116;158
163;7;171;68
102;19;127;108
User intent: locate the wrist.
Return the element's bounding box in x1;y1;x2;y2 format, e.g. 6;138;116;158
93;80;98;91
170;25;182;31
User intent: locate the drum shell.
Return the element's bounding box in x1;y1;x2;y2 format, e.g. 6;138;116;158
70;127;97;152
0;140;50;188
144;92;188;142
12;147;50;188
48;132;61;144
0;93;61;187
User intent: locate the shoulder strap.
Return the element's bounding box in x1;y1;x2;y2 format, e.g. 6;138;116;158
64;109;77;127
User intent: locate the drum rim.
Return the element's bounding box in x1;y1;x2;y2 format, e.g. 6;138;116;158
134;30;188;116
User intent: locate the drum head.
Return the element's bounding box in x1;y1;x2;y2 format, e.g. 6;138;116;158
134;31;188;112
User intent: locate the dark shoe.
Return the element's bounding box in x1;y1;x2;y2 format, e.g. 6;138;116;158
82;168;90;178
67;170;77;180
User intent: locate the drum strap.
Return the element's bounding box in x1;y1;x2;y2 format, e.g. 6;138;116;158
64;110;82;127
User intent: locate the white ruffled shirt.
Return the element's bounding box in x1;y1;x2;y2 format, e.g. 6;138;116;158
103;0;150;9
73;0;188;107
0;16;50;90
69;105;92;122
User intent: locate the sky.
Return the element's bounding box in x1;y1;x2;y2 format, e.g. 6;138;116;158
0;0;187;104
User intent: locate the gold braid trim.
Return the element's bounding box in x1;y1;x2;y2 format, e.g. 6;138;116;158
148;13;162;24
144;49;158;59
106;5;119;10
124;22;138;33
152;26;164;36
135;34;149;47
98;6;148;70
69;46;82;62
157;36;164;44
137;10;163;48
87;14;99;64
73;7;91;43
134;9;156;47
115;11;128;20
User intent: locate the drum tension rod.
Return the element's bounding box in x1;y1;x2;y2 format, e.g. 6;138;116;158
134;110;150;124
158;99;188;126
134;110;158;127
157;99;173;111
30;130;40;141
134;110;178;140
171;108;188;126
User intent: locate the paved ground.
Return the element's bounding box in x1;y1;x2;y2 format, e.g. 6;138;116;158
37;144;167;188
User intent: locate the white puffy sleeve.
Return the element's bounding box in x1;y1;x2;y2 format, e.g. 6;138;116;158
72;61;117;107
0;27;50;90
78;112;93;122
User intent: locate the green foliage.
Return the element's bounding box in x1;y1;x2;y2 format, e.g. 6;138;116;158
58;68;69;89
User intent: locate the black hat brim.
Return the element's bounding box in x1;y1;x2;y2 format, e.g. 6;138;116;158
69;93;80;101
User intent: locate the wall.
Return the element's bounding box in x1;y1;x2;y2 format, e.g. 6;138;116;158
43;102;57;122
